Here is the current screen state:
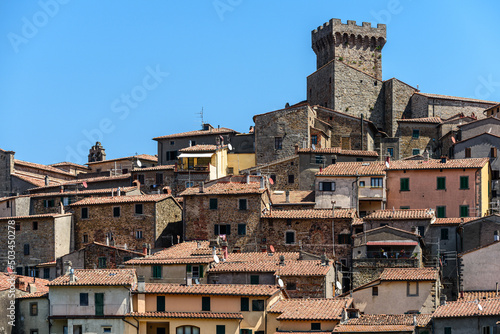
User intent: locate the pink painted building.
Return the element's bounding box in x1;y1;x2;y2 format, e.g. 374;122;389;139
386;158;490;218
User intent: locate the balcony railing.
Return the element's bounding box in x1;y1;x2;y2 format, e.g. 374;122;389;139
364;251;417;259
51;303;128;316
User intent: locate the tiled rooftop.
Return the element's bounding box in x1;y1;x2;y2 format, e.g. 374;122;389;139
179;145;220;152
208;260;332;276
379;268;438;281
270;298;352;320
13;173;64;187
49;161;90;169
458;240;500;257
460;291;500;301
298;147;379;157
364;209;434;220
225;252;300;263
48;269;136;286
333;314;432;332
271;191;315;204
132;165;175;172
27;173;132;192
432;217;476;225
262;208;356;219
153;127;237;140
414;92;498;104
0;273;50;293
138;283;280;296
433;298;500;318
17;292;49;299
0;213;71;221
70;194;171;206
14;159;76;177
386;158;489;170
397;117;443;124
86;154;158;165
126;311;243;319
180;182;266;196
125;241;219;265
30;186;137;198
316;162;385;176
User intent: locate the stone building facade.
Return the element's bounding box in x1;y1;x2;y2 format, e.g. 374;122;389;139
458;215;500;253
131;165;175;194
70;194;182;252
397;118;442;158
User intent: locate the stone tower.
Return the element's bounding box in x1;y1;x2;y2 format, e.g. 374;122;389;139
88;142;106;163
311;19;386;79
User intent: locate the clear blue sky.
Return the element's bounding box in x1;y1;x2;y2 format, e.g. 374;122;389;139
1;1;499;165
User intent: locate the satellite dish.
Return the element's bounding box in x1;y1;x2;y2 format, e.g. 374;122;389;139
312;144;316;150
270;245;275;253
227;143;233;151
336;281;342;290
478;304;483;311
213;254;220;264
137;160;142;167
278;278;284;288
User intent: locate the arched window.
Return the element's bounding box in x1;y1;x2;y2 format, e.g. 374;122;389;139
176;326;200;334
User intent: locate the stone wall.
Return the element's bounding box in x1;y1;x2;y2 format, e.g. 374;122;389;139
0;150;15;197
384;79;415;137
131;168;175;194
398;123;440;158
411;94;494;120
460;215;500;252
155;198;183;247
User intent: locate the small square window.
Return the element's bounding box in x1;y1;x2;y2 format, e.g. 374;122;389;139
83;234;89;243
113;207;120;217
81;207;89;219
209;198;218;210
311;323;321;331
311;135;318;145
250;275;259;284
407;281;419;296
239;199;247;210
103;328;112;333
400;178;410;191
152;265;162;279
136;230;143;239
460;176;469;189
436;206;446;218
135;204;143;215
15;223;20;231
412;148;420;155
275;137;283;150
387;147;394;157
288;175;294;184
285;231;295;244
287;282;296;290
372;286;378;296
319;181;335;191
202;296;211;311
371;177;383;188
460;205;469;218
24;244;30;256
252;299;265;311
170;141;175;145
43;268;50;279
241;297;249;311
437;177;446;190
30;302;38;316
412;129;420;139
238;224;247;235
32;221;38;230
157;296;165;312
80;293;89;306
441;228;449;240
359;181;365;187
98;257;107;268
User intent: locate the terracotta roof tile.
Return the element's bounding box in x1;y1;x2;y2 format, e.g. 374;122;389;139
179;145;220;152
413;92;498;104
270;298;352;320
14;159;76;177
30;186;137;198
49;162;90;169
386;158;489;170
139;283;280;296
132;165;175;172
460;291;500;301
0;213;71;221
225;252;300;262
209;260;331;276
13;173;64;187
153;127;237;140
126;241;218;265
17;292;49;299
262;209;356;219
317;162;385;176
397;117;443;124
433;298;500;318
48;269;136;286
364;209;434;220
86;154;157;165
28;174;132;192
180;182;266;196
298;147;378;157
127;256;214;265
70;194;171;206
127;311;243;319
379;268;438;281
333;314;432;329
271;191;315;204
432;217;476;225
0;273;50;293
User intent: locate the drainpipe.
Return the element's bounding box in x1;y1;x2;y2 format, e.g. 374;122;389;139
360;114;364;150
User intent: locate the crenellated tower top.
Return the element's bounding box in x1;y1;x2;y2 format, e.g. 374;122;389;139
312;19;386;79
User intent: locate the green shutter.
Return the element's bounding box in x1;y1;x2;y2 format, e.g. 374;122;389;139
186;264;192;273
241;297;249;311
202;296;210;311
199;265;204;278
157;296;165;312
460;176;469;189
216;325;225;334
250;275;259;284
400;178;409;191
437;177;446;190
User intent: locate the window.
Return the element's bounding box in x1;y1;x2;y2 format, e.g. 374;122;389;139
319;181;335;191
412;149;420;155
176;326;200;334
311;323;321;331
44;199;55;208
417;226;425;237
444;327;452;334
241;297;249;311
170;141;175;145
287;282;296;290
371;177;383;188
372;286;378;296
250;275;260;284
275;137;283;150
16;267;23;275
216;325;225;334
400;178;410;191
412;129;420;139
185;181;194;188
123;256;132;262
191;265;203;279
214;224;231;236
135;204;143;215
138;174;145;184
311;135;318;145
460;176;469;189
136;230;143;239
407;281;419;296
437;177;446;190
285;231;295;244
252;299;265;311
30;330;38;334
157;296;165;312
338;234;351;244
43;268;50;279
460;205;469;218
238;224;247;235
239;199;247;210
103;328;112;333
24;244;30;255
240;330;252;334
113;207;120;217
202;296;211;311
152;265;162;279
315;155;324;164
359;181;365;187
156;172;163;185
227;167;234;174
387;147;394;157
356;158;363;162
122;168;128;174
81;207;89;219
80;293;89;306
465;147;471;158
441;228;449;240
491;147;498;158
15;223;20;231
209;198;218;210
32;221;38;230
30;302;38;316
98;257;107;268
436;206;446;218
482;326;492;334
288;175;294;184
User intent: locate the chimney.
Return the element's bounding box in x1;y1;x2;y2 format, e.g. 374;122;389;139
60;185;64;193
279;255;285;266
137;275;145;293
440;294;447;306
142;244;148;255
413;315;417;326
133;179;141;188
423;150;429;161
64;261;72;275
199;182;205;193
28;283;37;293
321;254;327;266
163;186;172;195
246;174;250;184
285;190;290;203
186;271;193;286
294;144;299;155
496;282;499;297
59;202;65;214
69;268;76;283
106;236;110;246
260;176;265;190
45;175;49;186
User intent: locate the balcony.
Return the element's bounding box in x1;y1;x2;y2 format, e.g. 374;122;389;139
353;251;420;268
51;303;128;316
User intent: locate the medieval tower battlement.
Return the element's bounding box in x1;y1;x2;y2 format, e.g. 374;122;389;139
311;18;386;79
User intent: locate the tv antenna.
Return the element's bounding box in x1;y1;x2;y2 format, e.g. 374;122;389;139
197;107;204;128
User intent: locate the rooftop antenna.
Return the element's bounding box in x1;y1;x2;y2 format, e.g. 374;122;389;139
197;107;204;129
